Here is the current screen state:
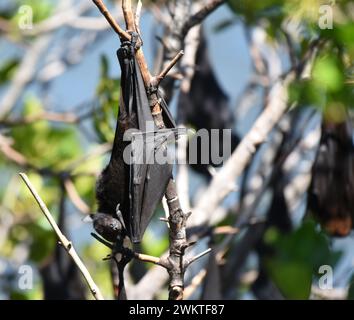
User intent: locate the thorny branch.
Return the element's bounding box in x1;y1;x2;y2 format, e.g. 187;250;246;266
92;0;210;300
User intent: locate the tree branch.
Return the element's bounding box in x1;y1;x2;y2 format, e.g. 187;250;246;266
181;0;225;39
63;178;91;214
0;35;52;119
19;173;104;300
152;50;184;86
92;0;131;40
122;0;135;31
134;0;142;37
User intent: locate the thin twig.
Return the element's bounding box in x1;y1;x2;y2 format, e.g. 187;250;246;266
19;173;104;300
153;50;184;86
0;135;29;167
134;252;165;267
185;248;212;267
63;178;91;214
181;0;225;39
0;35;52;119
92;0;130;40
20;2;91;37
134;0;143;37
183;269;207;299
0;110;93;127
214;226;240;235
91;232;166;267
122;0;135;31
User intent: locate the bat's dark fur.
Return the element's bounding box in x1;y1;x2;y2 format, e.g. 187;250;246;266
96;109;135;215
178;31;239;178
308;119;354;236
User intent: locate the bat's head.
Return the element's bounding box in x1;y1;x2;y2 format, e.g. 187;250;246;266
88;213;123;243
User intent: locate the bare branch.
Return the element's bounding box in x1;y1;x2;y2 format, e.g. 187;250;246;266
0;110;93;127
0;35;52;118
185;248;211;267
134;252;165;267
183;269;207;299
21;2;92;36
19;173;104;300
122;0;135;31
153;50;184;86
63;178;90;214
181;0;225;39
0;135;29;167
92;0;131;40
134;0;143;37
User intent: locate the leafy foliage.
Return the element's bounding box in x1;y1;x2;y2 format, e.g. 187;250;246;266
0;59;20;86
11;97;82;170
264;220;341;299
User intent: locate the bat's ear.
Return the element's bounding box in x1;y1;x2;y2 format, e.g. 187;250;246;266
82;214;94;223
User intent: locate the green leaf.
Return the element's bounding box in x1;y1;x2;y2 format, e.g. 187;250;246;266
0;59;19;85
264;220;341;299
266;259;312;299
11;96;83;170
227;0;284;24
313;55;344;92
27;222;56;262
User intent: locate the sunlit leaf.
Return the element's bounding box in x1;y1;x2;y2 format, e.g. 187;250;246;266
313;55;344;92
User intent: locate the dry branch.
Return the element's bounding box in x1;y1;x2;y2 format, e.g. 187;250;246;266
0;35;52;119
63;178;90;214
92;0;131;40
19;173;104;300
181;0;225;39
153;50;184;86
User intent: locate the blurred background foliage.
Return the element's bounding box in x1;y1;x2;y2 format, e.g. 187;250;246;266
0;0;353;300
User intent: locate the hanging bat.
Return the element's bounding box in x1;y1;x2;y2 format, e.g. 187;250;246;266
308;117;354;237
177;30;239;178
95;37;177;244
